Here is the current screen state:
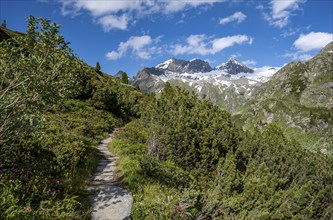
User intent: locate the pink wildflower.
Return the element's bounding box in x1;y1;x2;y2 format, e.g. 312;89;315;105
25;206;32;211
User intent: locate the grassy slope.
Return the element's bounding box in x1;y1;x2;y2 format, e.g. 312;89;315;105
108;113;333;219
108;120;192;219
234;42;333;154
0;24;148;219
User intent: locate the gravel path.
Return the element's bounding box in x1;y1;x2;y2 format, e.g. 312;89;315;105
87;133;133;220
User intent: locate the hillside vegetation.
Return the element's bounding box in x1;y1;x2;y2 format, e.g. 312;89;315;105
0;17;147;219
234;42;333;154
110;83;333;219
1;17;332;220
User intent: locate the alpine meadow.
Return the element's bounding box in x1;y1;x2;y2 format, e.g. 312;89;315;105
1;0;333;219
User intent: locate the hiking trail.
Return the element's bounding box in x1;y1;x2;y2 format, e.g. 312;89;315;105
87;132;132;220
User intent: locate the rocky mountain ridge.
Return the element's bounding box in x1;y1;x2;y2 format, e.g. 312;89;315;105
131;57;277;111
155;58;213;73
216;57;254;74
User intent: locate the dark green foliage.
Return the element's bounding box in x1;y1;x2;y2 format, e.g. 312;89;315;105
95;61;101;73
121;72;129;84
0;99;122;219
0;16;86;147
145;84;238;173
201;124;333;219
2;16;332;219
139;157;192;188
90;78;148;121
0;17;147;219
111;85;333;219
109;120;192;219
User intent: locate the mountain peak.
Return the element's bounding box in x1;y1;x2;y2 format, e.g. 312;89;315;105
155;58;212;73
217;58;254;75
155;58;175;69
228;57;243;65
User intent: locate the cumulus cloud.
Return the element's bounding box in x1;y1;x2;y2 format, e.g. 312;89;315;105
60;0;139;17
293;32;333;52
106;35;162;60
58;0;225;31
173;35;212;55
97;14;130;31
212;35;252;51
219;12;246;25
283;31;332;62
164;0;225;13
261;0;306;28
172;34;253;55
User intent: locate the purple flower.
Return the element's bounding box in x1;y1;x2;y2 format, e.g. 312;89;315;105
47;189;55;195
12;167;20;173
25;206;32;211
52;179;60;185
176;205;182;212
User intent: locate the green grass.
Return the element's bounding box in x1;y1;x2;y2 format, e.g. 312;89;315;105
0;99;123;219
108;120;196;219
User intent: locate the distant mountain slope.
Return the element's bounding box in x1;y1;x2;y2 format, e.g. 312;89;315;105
155;58;213;73
234;41;333;154
132;57;278;111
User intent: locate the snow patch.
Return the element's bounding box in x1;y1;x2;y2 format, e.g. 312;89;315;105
155;58;174;69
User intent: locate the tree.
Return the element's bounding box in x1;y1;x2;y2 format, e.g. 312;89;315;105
95;61;101;73
121;72;129;84
0;16;82;148
145;85;235;171
1;20;6;28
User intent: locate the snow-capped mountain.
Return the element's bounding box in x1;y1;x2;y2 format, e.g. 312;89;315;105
132;58;279;111
216;57;254;74
155;58;212;73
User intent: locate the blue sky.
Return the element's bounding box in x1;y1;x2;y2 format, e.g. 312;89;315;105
1;0;332;76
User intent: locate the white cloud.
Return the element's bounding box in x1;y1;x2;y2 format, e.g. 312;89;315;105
282;31;332;62
219;11;246;25
212;35;252;51
173;35;212;55
106;35;162;60
261;0;306;28
172;34;253;55
58;0;225;31
97;14;130;31
293;32;333;52
60;0;139;17
164;0;225;13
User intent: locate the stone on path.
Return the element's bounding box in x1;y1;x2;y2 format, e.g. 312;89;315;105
87;133;133;220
